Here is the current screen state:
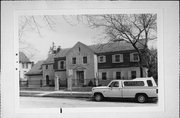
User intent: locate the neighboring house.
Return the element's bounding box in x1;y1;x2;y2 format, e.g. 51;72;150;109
54;41;148;90
25;61;44;88
19;52;34;81
42;54;55;86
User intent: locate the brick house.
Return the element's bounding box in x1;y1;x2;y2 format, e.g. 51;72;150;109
54;41;148;90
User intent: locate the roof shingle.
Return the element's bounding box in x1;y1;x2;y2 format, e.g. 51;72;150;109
55;41;144;57
25;60;44;76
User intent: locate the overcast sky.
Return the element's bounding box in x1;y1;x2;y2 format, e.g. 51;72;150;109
19;16;107;62
19;15;156;63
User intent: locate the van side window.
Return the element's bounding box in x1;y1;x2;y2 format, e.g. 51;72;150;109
109;81;119;87
124;81;144;86
147;80;153;86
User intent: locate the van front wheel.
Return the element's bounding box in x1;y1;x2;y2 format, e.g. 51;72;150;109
94;93;103;101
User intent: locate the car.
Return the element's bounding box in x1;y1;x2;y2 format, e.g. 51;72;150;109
92;77;158;103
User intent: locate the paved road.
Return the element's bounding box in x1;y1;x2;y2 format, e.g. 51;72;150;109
20;97;157;108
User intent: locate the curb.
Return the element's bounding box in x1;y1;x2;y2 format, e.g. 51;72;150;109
20;92;92;98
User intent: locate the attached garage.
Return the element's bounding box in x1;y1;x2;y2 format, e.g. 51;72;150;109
25;61;44;88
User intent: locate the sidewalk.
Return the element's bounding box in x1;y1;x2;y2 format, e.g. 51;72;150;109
20;90;92;98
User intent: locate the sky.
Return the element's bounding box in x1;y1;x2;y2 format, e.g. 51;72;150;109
19;15;157;63
19;16;106;62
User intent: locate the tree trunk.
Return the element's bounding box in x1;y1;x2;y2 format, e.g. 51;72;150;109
139;56;144;77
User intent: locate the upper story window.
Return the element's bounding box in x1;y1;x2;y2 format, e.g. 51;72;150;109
58;60;65;69
22;63;25;68
72;57;76;64
83;56;87;64
46;65;48;69
112;54;123;63
98;56;106;63
26;63;28;68
130;53;139;62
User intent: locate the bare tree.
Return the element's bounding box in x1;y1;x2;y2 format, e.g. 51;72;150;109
18;15;56;60
84;14;157;77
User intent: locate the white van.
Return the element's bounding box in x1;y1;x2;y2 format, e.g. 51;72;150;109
92;77;158;103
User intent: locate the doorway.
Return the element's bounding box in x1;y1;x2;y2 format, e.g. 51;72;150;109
46;75;49;86
76;71;84;84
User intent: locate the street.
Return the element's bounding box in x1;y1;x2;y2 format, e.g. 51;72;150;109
20;96;157;108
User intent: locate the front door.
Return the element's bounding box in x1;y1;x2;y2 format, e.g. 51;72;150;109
76;71;84;85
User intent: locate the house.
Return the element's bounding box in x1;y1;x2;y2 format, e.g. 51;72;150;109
25;60;44;87
41;54;55;86
19;52;34;81
54;41;148;90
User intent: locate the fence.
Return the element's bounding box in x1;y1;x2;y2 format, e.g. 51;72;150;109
71;78;116;87
19;79;55;88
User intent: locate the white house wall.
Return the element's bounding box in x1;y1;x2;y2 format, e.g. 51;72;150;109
19;63;33;81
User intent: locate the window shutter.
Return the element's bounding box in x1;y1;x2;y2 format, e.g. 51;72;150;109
98;72;102;79
58;61;60;70
128;71;131;79
106;72;109;80
112;55;115;63
103;56;106;63
113;71;116;79
130;53;133;62
120;54;123;62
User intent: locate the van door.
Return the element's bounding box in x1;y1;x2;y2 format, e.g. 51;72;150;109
106;81;123;98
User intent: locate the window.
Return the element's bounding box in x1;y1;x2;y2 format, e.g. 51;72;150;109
116;72;121;79
60;61;65;69
131;71;136;79
109;81;119;87
98;56;106;63
72;57;76;64
130;53;139;62
112;54;123;63
46;65;48;69
22;63;24;68
133;53;139;61
124;81;144;86
102;72;107;80
83;56;87;64
147;80;153;86
58;61;65;69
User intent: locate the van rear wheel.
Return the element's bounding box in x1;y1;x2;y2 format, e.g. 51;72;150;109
94;93;103;101
136;94;147;103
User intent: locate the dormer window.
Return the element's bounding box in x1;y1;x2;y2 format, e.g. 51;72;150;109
98;56;106;63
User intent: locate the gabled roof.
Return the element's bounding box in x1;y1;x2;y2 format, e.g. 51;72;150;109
55;41;144;58
65;42;95;56
19;52;31;63
89;41;144;53
25;60;44;76
43;54;55;64
54;48;70;58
